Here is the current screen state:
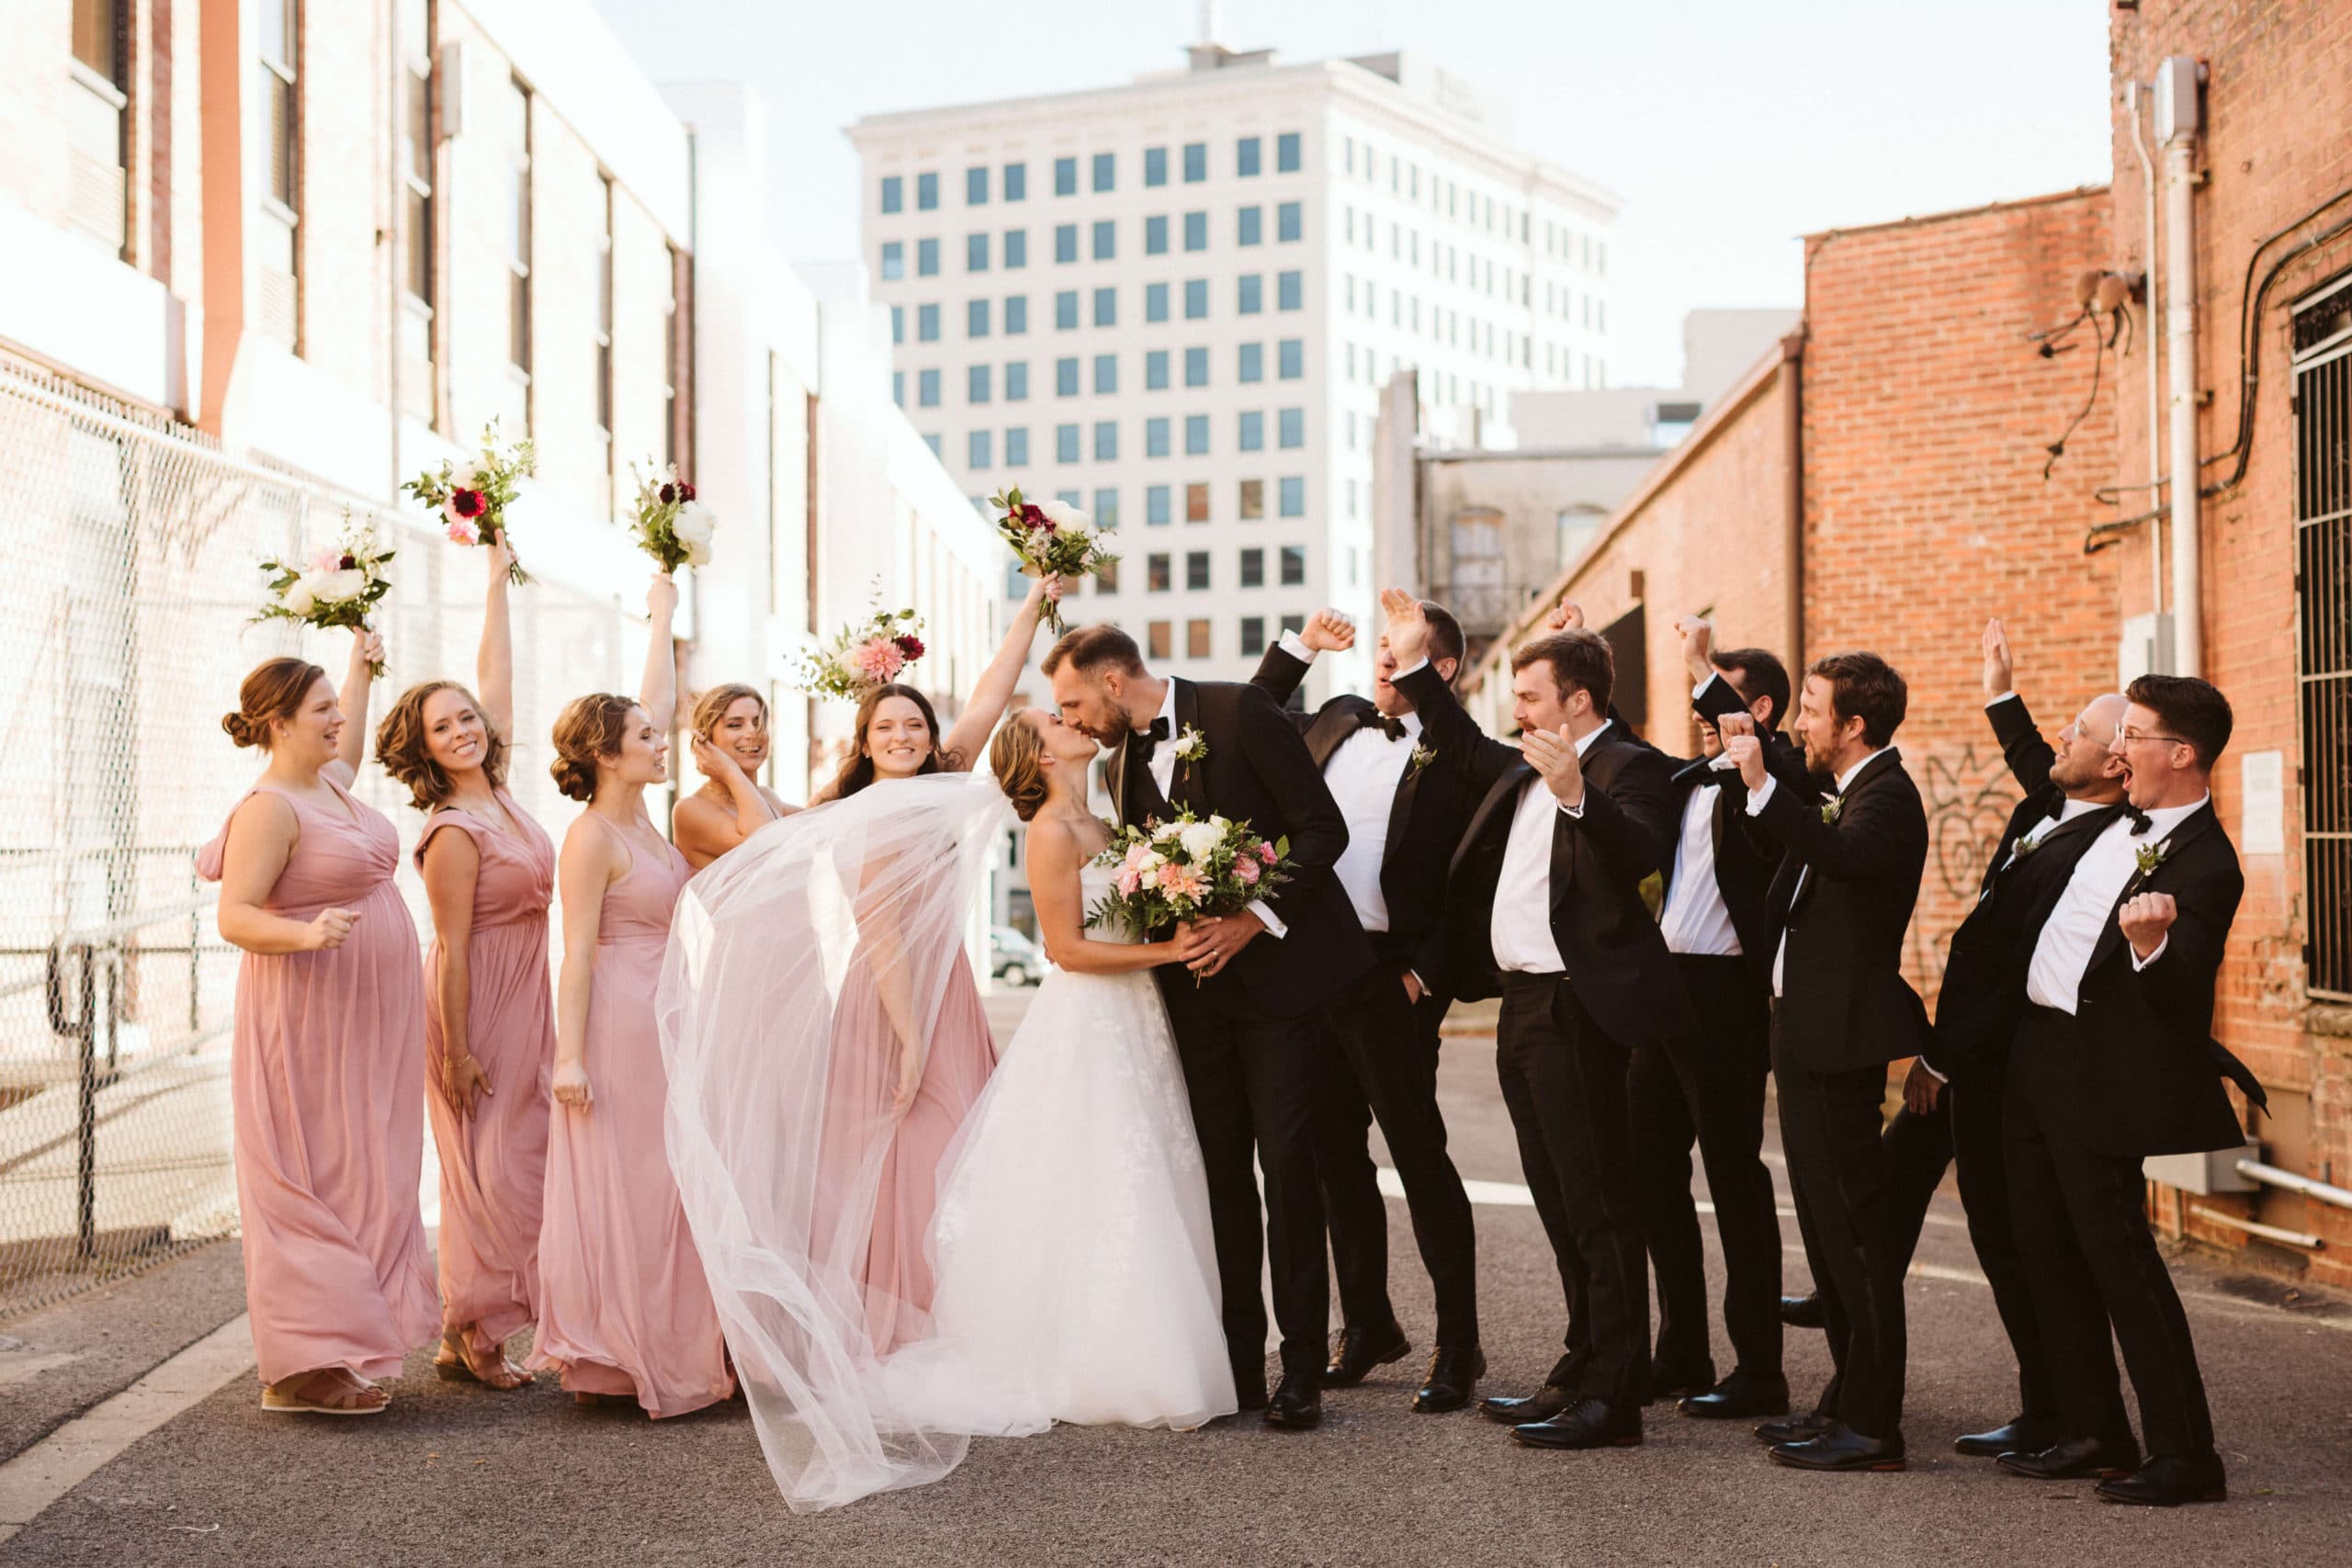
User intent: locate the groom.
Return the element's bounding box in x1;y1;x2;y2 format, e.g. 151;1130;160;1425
1046;624;1370;1428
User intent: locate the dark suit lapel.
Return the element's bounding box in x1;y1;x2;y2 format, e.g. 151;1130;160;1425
1110;736;1132;825
1384;726;1425;866
2087;801;2218;974
1451;761;1532;879
1307;698;1371;771
1168;679;1204;816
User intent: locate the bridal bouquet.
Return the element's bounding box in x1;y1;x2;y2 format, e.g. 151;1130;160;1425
1087;811;1294;944
403;421;536;584
254;513;394;675
628;462;717;573
786;602;928;701
989;485;1116;634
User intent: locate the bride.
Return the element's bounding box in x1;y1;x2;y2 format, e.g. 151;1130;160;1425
658;708;1232;1513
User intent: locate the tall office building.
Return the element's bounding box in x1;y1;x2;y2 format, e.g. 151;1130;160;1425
849;37;1619;697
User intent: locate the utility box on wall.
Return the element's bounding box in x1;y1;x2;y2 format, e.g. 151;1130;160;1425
2143;1139;2261;1196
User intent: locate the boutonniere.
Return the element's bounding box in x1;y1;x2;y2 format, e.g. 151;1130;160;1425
2132;838;2172;877
2011;833;2042;862
1170;725;1208;764
1819;794;1845;825
1408;742;1438;779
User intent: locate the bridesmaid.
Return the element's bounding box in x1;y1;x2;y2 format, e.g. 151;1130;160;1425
373;543;549;1390
199;629;438;1415
813;573;1060;1350
673;683;795;870
530;577;734;1416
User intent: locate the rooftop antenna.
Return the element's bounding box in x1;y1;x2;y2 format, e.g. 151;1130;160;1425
1198;0;1222;46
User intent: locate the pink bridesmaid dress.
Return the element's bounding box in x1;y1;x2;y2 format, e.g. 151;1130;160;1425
530;818;734;1416
196;775;439;1387
416;790;556;1361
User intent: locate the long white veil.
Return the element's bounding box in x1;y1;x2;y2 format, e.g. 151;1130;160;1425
656;770;1013;1512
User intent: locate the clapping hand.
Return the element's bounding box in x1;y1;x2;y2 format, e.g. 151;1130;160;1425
1544;599;1588;633
1717;712;1768;792
2119;891;2177;962
1983;618;2014;699
1521;725;1586;809
1299;607;1355;654
1378;588;1428;665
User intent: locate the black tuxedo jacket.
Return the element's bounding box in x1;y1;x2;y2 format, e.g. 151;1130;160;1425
1750;748;1933;1073
1245;649;1475;987
1658;674;1814;977
1109;676;1370;1014
2012;800;2265;1156
1417;684;1694;1048
1928;695;2131;1082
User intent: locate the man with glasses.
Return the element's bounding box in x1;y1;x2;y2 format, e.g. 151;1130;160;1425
1996;673;2265;1506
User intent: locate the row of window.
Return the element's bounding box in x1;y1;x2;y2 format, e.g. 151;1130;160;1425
879;204;1307;279
1135;546;1309;591
888;343;1309;405
1338;134;1608;276
1137;615;1308;663
950;477;1311;526
888;275;1306;342
879;136;1305;214
922;412;1312;467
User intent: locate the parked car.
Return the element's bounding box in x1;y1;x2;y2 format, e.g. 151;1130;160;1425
990;926;1046;987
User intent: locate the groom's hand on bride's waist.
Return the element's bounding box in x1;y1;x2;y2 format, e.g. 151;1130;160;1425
1176;910;1265;978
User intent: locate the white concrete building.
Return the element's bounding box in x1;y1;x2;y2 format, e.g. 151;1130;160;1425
849;36;1620;700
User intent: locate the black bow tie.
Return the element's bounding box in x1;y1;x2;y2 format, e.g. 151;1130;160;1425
1690;764;1735;788
1366;711;1408;742
1133;716;1170;761
2126;804;2154;836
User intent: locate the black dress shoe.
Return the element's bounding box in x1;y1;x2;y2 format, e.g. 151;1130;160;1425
1478;1384;1575;1427
1769;1422;1906;1472
1780;1292;1825;1329
2095;1452;2227;1506
1680;1372;1791;1420
1996;1437;2142;1480
1646;1359;1717;1404
1954;1416;2059;1458
1262;1371;1322;1430
1511;1396;1642;1450
1754;1409;1834;1445
1411;1347;1486;1414
1321;1323;1411;1388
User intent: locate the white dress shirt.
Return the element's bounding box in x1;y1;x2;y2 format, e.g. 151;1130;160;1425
1274;631;1430;934
2023;795;2207;1013
1747;746;1895;998
1135;679;1287;938
1660;781;1742;957
1490;721;1611;976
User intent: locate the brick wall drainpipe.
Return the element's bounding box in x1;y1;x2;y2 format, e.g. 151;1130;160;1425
1778;328;1805;675
2160;60;2205;676
2128;79;2167;636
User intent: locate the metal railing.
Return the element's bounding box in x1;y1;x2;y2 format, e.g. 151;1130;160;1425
0;348;638;1319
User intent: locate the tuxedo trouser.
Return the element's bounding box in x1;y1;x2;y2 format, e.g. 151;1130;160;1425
1314;949;1480;1350
1496;972;1648;1407
2005;1008;2215;1458
1161;974;1329;1382
1628;953;1781;1382
1771;1013;1906;1439
1883;1077;2060;1429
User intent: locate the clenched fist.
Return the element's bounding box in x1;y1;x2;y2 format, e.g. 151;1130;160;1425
2118;891;2177;961
1716;712;1767;792
1299;608;1355;654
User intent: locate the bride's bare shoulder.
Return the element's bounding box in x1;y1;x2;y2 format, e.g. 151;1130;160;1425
1025;812;1109;867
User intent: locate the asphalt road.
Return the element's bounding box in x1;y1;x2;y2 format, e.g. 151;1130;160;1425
5;999;2350;1566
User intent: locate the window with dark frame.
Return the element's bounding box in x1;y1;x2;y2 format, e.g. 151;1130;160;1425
256;0;302;346
68;0;130;255
2296;271;2352;998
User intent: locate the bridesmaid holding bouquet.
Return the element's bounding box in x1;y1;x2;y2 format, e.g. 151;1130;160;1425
199;630;438;1414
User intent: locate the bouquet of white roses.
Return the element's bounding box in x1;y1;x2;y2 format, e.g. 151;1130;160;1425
785;603;928;701
404;420;536;584
254;513;394;675
988;485;1116;634
1087;810;1293;953
628;461;717;574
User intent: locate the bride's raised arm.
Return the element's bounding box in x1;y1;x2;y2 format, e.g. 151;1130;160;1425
938;574;1062;771
1024;818;1179;976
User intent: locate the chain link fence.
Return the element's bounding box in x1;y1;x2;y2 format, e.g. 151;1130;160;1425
0;348;643;1320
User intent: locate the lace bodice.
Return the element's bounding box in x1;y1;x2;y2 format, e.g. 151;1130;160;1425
1078;859;1138;945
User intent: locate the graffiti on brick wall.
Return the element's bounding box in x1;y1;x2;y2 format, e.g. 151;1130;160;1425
1912;743;2022;988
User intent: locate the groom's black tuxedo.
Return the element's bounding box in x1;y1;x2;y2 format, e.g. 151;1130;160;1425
1109;675;1369;1388
1248;647;1483;1355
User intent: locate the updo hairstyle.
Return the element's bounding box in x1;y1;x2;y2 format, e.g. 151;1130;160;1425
989;715;1050;823
221;658;327;750
550;694;639;802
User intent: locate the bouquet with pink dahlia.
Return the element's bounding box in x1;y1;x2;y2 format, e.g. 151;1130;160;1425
786;603;929;701
1086;810;1293;946
403;421;536;584
988;485;1116;634
254;512;394;675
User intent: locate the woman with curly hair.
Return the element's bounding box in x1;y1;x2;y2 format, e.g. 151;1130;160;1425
374;543;550;1392
673;682;796;870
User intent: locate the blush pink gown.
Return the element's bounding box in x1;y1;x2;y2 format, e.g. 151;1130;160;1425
196;775;439;1386
529;818;734;1416
416;790;555;1359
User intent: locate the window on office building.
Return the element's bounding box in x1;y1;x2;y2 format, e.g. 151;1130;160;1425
1004;229;1028;268
1092;220;1115;260
1185;481;1210;523
882;241;904;280
1238;275;1262;314
1006;426;1029;466
881;174;903;213
1240;615;1267;656
967;165;988;205
1145;146;1168;186
1092;152;1114;192
1237;136;1261;177
1186;551;1210;591
1278;407;1304;448
1056;356;1080;396
1093;287;1116;326
1146;350;1170;390
967;364;991;402
967;232;989;272
1185;414;1209;456
1278;271;1303;310
1093;488;1120;528
1003;161;1026;200
1280;544;1306;586
1148;553;1171;592
967;429;991;468
1238;343;1263;382
1146;416;1170;457
1184;279;1208;319
1055;290;1078;329
1186;619;1212;659
1238;206;1262;246
918;237;939;276
918;368;940;407
1054;156;1077;196
1094;421;1117;460
1182;141;1206;182
1277;131;1301;173
1278;338;1304;378
1005;361;1029;400
1148;483;1172;525
1146;215;1169;254
1238;479;1264;520
1185;346;1208;388
1184;211;1207;252
918;303;940;341
1280;476;1306;516
1278;201;1302;243
1093;353;1117;393
1146;281;1170;321
1238;411;1264;451
1239;547;1265;586
1004;295;1029;335
967;299;990;337
1055;223;1078;264
917;171;938;209
891;305;905;344
1148;621;1172;659
1056;423;1080;462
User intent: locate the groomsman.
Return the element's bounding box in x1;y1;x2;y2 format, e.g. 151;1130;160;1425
1718;652;1928;1473
1430;625;1693;1450
1882;619;2133;1462
1246;594;1486;1413
1999;675;2264;1506
1626;615;1804;1420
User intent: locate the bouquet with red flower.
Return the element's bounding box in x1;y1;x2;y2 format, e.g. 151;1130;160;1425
786;600;929;701
403;421;536;584
987;484;1117;634
628;461;717;574
254;512;395;675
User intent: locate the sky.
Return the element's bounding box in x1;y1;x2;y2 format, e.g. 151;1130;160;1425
594;0;2115;389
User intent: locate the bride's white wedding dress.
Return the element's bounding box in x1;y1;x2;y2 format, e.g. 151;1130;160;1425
885;858;1237;1434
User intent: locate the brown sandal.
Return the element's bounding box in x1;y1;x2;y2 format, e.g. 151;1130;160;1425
434;1334;533;1390
262;1370;390;1416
